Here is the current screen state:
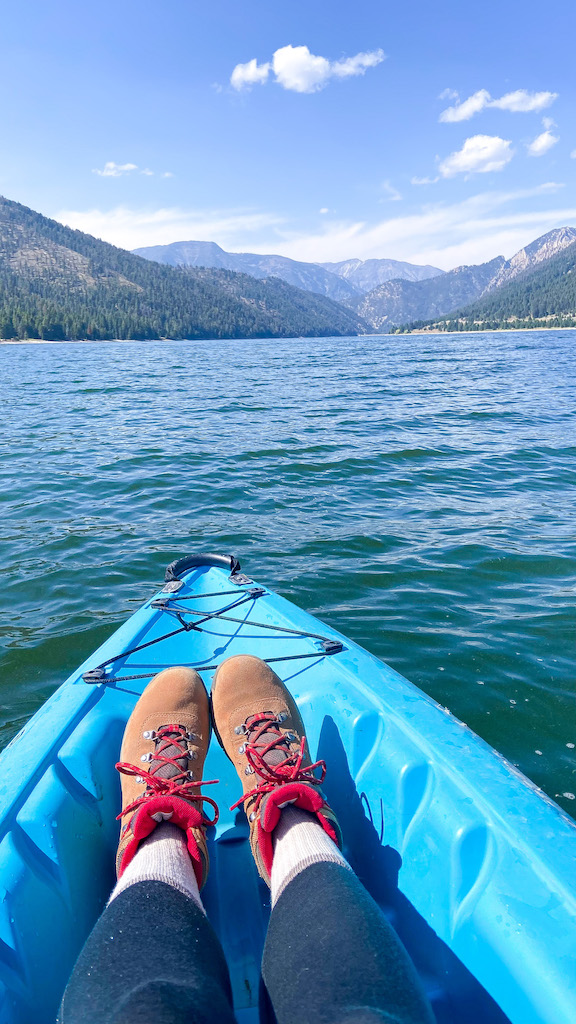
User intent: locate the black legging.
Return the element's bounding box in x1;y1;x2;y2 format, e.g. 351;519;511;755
60;861;434;1024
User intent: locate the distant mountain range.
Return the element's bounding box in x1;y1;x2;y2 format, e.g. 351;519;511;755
134;229;576;331
132;240;443;302
0;197;365;340
2;195;574;341
355;227;576;329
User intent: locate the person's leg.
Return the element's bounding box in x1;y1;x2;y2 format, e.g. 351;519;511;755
263;810;433;1024
61;875;234;1024
211;656;433;1024
61;667;234;1024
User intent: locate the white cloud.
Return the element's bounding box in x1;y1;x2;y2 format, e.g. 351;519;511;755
54;206;285;251
54;185;574;274
493;89;557;113
571;150;576;159
439;135;514;177
93;161;138;178
92;161;173;179
380;181;402;202
330;49;386;79
527;129;559;157
273;44;385;93
440;89;492;123
272;46;330;93
250;183;569;269
231;44;384;93
230;58;271;90
319;207;330;214
411;175;439;186
440;88;557;123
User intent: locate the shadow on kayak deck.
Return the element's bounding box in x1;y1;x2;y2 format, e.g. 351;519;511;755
201;715;511;1024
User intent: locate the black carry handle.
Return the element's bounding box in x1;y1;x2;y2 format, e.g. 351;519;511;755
164;552;242;582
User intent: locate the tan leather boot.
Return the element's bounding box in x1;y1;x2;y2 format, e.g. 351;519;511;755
211;655;341;886
115;666;218;889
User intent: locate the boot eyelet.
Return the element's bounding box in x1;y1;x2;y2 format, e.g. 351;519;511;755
136;775;144;784
277;712;288;722
187;731;197;741
142;730;155;740
249;812;256;822
140;753;152;762
238;744;246;754
244;765;255;775
234;725;246;735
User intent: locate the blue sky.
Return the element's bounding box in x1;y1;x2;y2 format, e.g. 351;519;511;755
3;0;576;269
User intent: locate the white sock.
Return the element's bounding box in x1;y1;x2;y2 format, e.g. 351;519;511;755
110;822;204;912
270;805;351;906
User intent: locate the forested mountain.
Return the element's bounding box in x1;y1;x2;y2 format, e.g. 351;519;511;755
5;195;572;341
0;197;366;341
402;240;576;332
133;239;443;301
489;226;576;289
355;228;576;329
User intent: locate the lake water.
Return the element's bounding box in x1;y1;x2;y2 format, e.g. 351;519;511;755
1;331;575;815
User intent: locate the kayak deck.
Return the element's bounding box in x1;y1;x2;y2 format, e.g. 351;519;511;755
0;557;575;1024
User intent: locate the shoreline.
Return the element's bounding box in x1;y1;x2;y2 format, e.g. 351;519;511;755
400;325;576;335
2;324;576;345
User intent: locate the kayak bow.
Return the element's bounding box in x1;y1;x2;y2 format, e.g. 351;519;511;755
0;553;574;1024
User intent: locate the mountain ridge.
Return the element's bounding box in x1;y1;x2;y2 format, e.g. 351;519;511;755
3;196;573;340
318;256;443;290
0;196;366;340
133;239;359;303
403;238;576;332
355;227;576;329
132;239;444;300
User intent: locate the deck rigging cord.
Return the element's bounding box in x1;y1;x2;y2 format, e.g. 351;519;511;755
83;585;344;686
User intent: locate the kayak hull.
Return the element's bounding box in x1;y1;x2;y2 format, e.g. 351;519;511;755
0;557;574;1023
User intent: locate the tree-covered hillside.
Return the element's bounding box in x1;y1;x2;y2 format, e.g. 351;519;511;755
397;240;576;333
0;197;365;340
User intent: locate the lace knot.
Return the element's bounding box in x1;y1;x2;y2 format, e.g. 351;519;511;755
116;721;219;826
230;711;326;816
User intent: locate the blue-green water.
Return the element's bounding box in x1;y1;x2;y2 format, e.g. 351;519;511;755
1;332;575;814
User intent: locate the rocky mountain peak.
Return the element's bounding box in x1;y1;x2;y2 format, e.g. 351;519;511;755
488;227;576;291
503;226;576;277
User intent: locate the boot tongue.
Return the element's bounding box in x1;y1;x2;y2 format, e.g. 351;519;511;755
245;713;288;768
151;726;189;780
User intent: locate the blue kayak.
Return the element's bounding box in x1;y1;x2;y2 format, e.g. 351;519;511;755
0;553;575;1024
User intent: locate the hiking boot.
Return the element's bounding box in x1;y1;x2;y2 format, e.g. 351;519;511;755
211;655;341;885
115;666;218;889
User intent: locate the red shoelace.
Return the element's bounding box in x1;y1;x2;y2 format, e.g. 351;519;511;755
230;711;326;817
116;723;219;826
